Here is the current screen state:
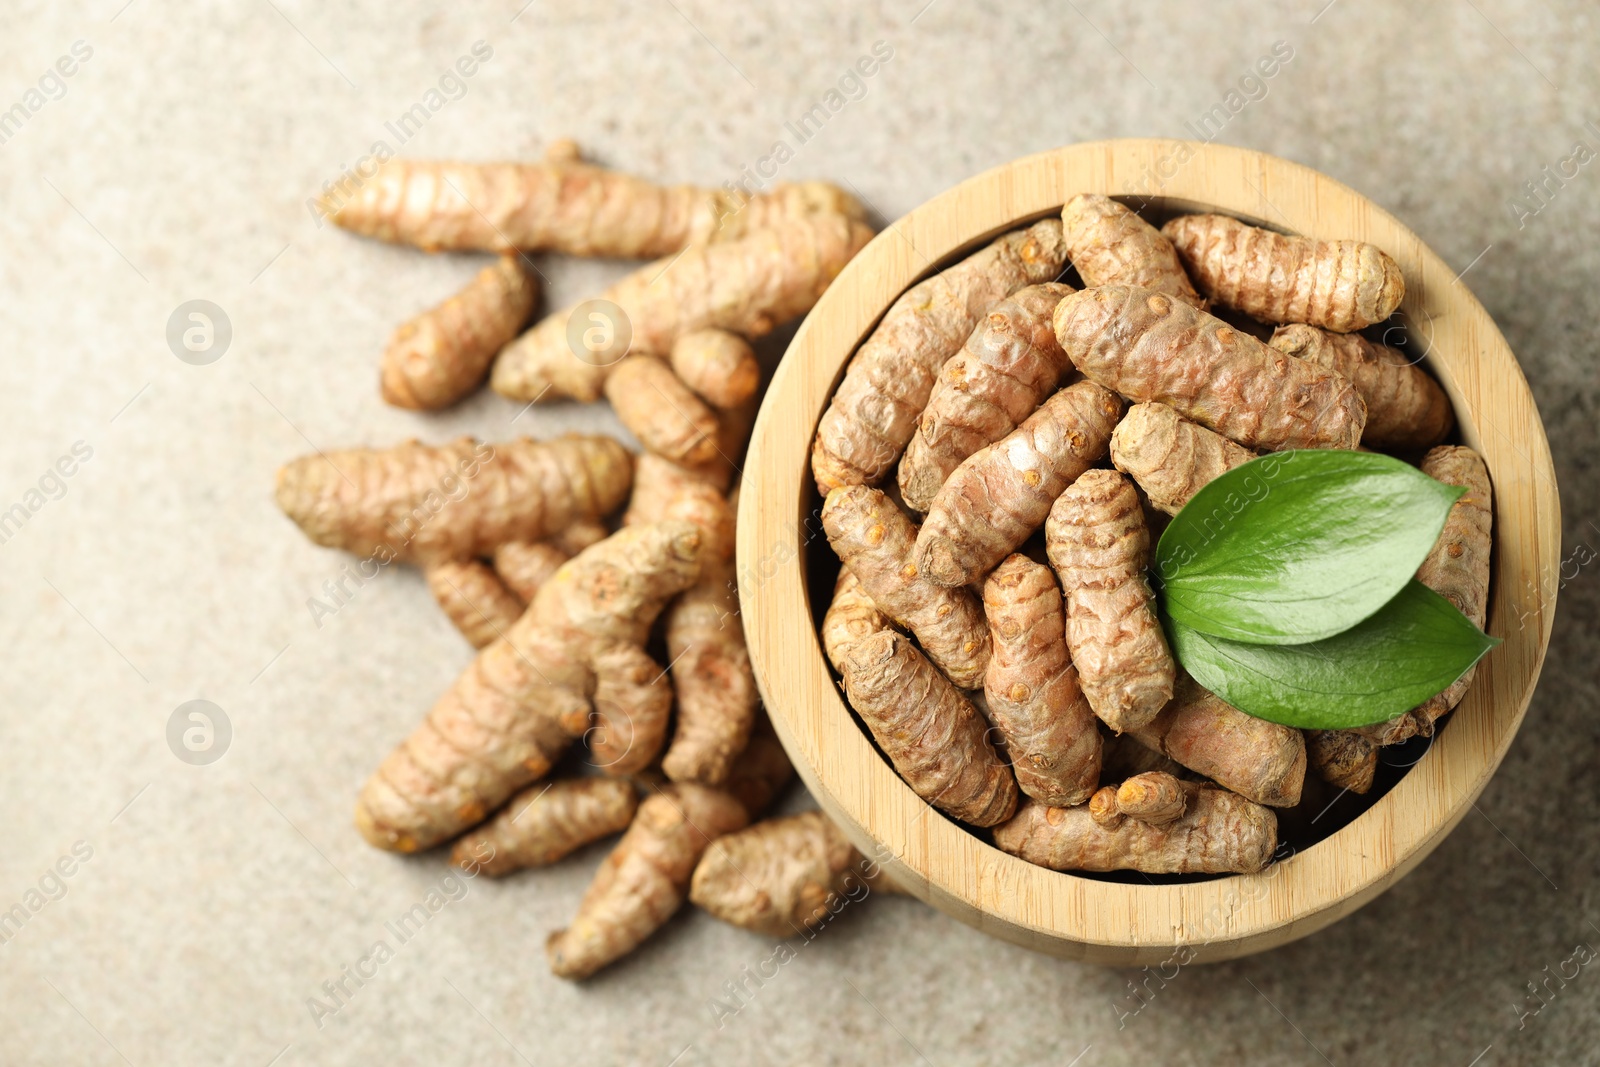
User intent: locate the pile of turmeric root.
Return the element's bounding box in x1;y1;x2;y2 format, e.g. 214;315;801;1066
815;194;1492;877
277;149;1495;971
276;147;891;979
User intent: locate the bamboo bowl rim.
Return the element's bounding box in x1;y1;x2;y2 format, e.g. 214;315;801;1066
736;140;1560;964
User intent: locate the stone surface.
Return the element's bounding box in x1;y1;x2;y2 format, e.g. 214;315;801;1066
1;1;1596;1064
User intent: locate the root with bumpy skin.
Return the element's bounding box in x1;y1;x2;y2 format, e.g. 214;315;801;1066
492;521;609;603
670;329;761;410
662;489;755;790
660;573;754;785
586;642;676;774
1269;324;1453;450
352;522;701;853
425;558;526;648
1060;194;1204;308
545;718;791;980
981;555;1102;807
545;783;750;980
812;219;1069;493
690;810;878;937
1114;772;1190;826
717;715;795;820
1163;213;1404;332
1045;469;1175;733
494;213;872;403
1053;286;1367;452
605;355;722;465
1088;786;1123;829
916;380;1122;588
897;282;1078;512
275;434;631;565
381;254;536;410
821;569;893;671
320;156;863;257
1130;675;1306;808
1305;729;1378;794
1110;402;1257;515
625;459;756;787
449;777;638;876
1087;773;1193;827
1408;446;1492;734
624;453;731;526
993;787;1276;874
837;630;1018;827
821;485;990;688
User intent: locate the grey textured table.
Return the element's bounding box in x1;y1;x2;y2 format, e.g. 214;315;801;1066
2;2;1595;1064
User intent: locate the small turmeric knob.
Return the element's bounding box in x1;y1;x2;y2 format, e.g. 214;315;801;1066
1115;772;1189;826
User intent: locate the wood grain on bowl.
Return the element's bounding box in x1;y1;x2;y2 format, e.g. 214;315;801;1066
736;140;1559;964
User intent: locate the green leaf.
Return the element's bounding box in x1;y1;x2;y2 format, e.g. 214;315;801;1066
1155;450;1463;645
1166;580;1500;729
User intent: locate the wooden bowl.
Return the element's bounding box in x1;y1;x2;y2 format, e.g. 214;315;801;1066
736;140;1560;964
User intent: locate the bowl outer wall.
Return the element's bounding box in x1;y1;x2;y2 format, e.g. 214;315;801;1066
735;139;1560;965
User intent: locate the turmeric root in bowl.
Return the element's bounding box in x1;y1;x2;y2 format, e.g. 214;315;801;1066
737;141;1559;964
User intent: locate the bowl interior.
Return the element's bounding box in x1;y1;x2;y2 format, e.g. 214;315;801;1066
739;140;1560;964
